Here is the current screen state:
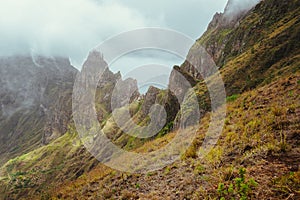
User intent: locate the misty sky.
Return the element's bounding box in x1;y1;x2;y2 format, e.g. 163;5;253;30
0;0;261;90
0;0;229;66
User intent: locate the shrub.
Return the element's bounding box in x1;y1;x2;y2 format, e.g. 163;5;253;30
135;183;141;189
226;94;239;102
217;168;258;200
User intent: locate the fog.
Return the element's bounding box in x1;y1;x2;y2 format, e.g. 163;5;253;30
224;0;261;18
0;0;155;67
0;0;261;72
0;0;229;69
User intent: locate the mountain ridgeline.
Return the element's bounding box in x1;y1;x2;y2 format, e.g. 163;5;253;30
0;0;299;199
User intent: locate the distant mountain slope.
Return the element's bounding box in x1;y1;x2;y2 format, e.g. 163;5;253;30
0;56;77;165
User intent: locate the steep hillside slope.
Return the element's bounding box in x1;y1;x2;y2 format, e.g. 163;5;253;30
183;0;300;95
0;0;299;199
53;73;300;200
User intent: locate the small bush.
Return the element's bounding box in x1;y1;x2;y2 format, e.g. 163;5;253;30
135;183;140;189
273;171;300;197
271;106;285;116
183;144;198;159
217;168;258;200
226;94;239;102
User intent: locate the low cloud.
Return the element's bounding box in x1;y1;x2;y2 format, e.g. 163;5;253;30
0;0;157;67
0;0;229;69
224;0;261;17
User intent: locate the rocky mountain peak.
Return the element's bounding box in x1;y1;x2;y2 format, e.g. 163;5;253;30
208;0;261;29
83;50;106;70
141;86;161;117
224;0;261;15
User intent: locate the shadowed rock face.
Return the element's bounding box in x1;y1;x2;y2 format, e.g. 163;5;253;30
77;50;140;124
0;55;77;164
140;86;180;128
141;86;161;118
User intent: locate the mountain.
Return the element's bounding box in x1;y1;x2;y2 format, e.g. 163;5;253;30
0;0;299;199
0;56;77;165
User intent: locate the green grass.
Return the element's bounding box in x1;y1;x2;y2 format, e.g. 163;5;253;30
226;94;239;102
217;168;258;200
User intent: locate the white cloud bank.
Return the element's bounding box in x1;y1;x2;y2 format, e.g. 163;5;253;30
0;0;158;67
2;0;252;69
224;0;261;17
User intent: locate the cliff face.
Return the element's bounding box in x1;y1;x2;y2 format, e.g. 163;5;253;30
78;51;140;123
0;56;77;164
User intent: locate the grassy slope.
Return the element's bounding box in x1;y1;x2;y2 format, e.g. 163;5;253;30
0;0;299;199
194;0;300;96
50;72;300;200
